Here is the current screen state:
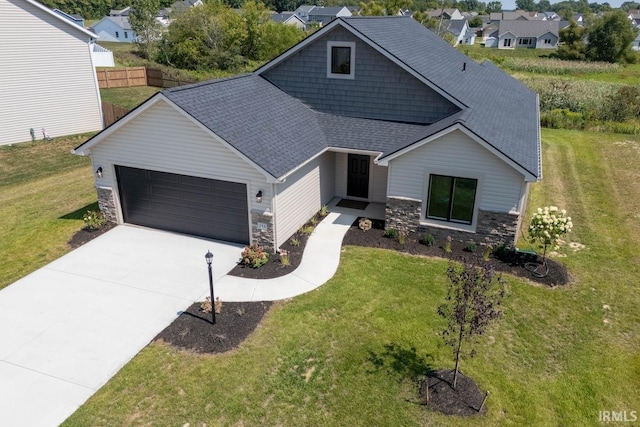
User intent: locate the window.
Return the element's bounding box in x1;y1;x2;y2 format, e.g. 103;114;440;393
426;175;477;225
544;38;551;44
327;41;355;79
503;38;511;47
115;31;119;38
124;31;128;38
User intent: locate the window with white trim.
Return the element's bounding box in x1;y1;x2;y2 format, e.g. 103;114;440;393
503;38;511;47
115;31;120;38
426;174;478;225
327;41;355;79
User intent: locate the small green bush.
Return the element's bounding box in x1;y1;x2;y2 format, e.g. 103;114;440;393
83;210;107;231
398;232;406;244
464;241;476;252
291;237;300;247
240;244;269;268
319;205;328;216
482;244;493;261
444;236;452;253
383;228;398;239
299;225;314;235
540;109;585;130
419;232;435;246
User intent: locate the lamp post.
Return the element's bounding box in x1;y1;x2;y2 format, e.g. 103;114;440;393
205;250;215;324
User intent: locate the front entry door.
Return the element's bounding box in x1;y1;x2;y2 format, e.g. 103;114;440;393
347;154;370;199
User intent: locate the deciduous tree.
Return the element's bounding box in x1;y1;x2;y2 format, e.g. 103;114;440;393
586;10;638;63
129;0;163;59
438;262;505;390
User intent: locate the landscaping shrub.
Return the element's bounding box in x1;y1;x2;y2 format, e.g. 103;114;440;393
83;210;107;231
359;218;372;231
464;241;476;253
240;244;269;268
383;228;398;239
419;232;435;247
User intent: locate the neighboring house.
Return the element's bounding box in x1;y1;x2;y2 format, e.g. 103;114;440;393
53;8;84;27
490;11;537;22
91;15;136;42
447;18;468;45
497;20;559;49
428;8;463;20
0;0;103;145
74;16;541;251
307;6;352;26
271;12;306;29
295;4;315;21
462;27;476;45
109;6;130;16
632;32;640;51
171;0;202;14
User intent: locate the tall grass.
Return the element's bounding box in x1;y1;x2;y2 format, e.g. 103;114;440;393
503;57;621;75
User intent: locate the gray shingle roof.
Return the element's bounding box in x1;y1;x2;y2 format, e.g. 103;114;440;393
101;16;539;181
498;20;559;38
341;17;540;178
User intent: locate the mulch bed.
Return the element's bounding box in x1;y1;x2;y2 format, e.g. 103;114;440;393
153;301;273;354
420;369;488;416
342;218;571;287
67;222;116;249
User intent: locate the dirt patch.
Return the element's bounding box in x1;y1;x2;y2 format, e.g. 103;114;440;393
153;301;273;354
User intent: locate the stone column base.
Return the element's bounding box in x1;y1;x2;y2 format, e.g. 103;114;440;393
97;187;117;223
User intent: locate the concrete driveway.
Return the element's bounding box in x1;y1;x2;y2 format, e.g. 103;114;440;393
0;226;242;426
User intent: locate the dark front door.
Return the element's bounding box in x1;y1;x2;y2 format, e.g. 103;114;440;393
115;165;249;244
347;154;370;199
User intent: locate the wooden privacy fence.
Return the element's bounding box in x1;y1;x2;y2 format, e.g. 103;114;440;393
102;102;130;127
97;66;195;89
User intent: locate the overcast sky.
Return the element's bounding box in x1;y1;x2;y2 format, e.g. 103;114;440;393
499;0;626;11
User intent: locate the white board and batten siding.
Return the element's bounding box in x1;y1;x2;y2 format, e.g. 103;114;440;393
334;152;388;203
0;0;103;145
91;100;269;220
387;129;526;214
274;151;335;247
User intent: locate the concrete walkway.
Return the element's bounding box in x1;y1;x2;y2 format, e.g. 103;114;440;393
217;211;356;301
0;211;356;426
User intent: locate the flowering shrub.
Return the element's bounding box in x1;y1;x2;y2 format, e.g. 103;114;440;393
528;206;573;261
240;244;269;268
83;210;106;231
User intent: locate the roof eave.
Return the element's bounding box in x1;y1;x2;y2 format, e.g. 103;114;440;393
24;0;97;39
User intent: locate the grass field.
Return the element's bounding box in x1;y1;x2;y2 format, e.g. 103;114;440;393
0;136;95;290
100;86;160;109
55;128;640;426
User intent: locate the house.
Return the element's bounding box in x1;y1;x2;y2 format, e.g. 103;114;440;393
171;0;203;14
90;15;136;42
428;8;463;21
497;20;559;49
462;27;476;45
271;12;306;29
447;18;469;45
0;0;103;145
73;16;541;251
632;32;640;51
294;4;315;21
52;8;84;27
307;6;352;26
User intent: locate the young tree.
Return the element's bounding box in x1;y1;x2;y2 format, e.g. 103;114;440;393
486;1;502;13
586;11;638;63
516;0;536;11
129;0;163;58
438;262;505;390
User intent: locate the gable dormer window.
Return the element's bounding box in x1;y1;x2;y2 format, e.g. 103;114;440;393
327;41;355;79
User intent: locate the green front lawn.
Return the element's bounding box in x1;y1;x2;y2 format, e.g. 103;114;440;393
60;129;640;425
0;136;95;290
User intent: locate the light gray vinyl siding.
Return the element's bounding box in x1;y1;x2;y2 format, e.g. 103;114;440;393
334;152;387;203
275;151;334;247
90;101;269;217
0;0;103;145
262;27;458;124
387;130;525;213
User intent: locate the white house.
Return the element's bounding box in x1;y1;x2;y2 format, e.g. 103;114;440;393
271;12;306;29
91;16;136;42
0;0;103;145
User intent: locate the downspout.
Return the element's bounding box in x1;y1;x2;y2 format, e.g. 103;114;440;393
271;182;278;251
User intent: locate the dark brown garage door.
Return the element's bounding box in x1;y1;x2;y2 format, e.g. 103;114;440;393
115;166;249;244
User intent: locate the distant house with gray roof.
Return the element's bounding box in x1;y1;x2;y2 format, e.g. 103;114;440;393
497;20;559;49
307;6;352;26
271;12;306;29
74;16;541;251
91;15;136;42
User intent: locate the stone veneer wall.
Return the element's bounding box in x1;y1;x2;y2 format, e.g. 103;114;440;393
97;187;117;223
385;197;519;246
251;211;274;252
